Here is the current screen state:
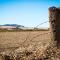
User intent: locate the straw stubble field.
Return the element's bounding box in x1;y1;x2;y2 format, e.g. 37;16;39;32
0;30;60;60
0;30;51;50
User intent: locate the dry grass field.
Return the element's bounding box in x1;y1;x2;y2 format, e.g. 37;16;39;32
0;30;60;60
0;30;51;50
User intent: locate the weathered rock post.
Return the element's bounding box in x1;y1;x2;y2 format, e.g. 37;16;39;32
49;6;60;48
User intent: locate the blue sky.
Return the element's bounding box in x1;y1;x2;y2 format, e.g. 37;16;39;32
0;0;60;27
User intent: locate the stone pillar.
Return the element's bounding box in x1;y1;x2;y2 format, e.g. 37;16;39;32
49;6;60;48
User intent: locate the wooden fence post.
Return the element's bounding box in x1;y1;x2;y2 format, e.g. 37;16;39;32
49;6;60;48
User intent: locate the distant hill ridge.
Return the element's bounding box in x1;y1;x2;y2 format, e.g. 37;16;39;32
0;24;49;30
0;24;24;27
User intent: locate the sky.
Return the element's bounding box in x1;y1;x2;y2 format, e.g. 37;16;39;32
0;0;60;28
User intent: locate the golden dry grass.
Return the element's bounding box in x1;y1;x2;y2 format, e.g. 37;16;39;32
0;30;60;60
0;30;51;49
